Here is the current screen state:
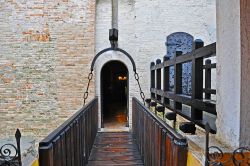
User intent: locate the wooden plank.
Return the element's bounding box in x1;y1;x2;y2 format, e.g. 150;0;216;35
161;129;167;166
60;132;67;166
204;59;212;100
203;63;216;69
151;88;216;115
151;43;216;70
191;57;203;120
52;136;61;166
174;61;182;111
165;134;172;166
87;160;144;165
87;132;143;166
70;124;75;166
75;120;80;166
65;127;72;166
203;88;216;95
151;70;155;89
38;143;53;166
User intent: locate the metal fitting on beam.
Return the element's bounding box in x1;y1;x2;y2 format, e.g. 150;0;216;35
179;122;196;134
150;101;157;107
109;28;118;48
156;106;164;112
145;98;151;108
165;112;176;121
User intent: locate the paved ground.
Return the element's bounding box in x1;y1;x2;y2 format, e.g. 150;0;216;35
0;136;37;165
103;103;128;130
87;132;144;166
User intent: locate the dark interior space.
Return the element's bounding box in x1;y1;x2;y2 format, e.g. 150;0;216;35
101;61;128;129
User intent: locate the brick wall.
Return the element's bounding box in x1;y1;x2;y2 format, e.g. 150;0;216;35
0;0;96;140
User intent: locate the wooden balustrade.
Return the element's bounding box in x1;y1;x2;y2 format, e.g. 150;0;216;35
132;97;188;166
38;98;98;166
150;42;217;133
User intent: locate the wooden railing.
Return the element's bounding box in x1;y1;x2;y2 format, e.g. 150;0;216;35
38;98;98;166
132;97;188;166
150;42;217;132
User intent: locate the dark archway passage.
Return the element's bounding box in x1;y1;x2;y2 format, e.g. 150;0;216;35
101;61;128;129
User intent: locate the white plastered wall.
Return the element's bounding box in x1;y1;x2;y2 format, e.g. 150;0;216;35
95;0;216;130
216;0;241;148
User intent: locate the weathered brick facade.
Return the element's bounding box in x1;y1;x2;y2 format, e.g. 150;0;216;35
0;0;96;140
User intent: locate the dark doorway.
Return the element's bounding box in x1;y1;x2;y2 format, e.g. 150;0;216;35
101;61;128;129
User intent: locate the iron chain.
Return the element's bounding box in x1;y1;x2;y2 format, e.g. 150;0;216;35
83;71;93;106
83;70;145;105
134;72;145;105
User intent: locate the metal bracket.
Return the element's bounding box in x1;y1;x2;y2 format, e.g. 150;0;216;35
109;28;118;48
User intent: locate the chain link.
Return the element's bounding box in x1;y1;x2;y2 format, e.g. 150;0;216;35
83;71;93;106
134;71;145;105
83;70;145;106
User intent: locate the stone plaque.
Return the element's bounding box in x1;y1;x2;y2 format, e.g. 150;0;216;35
165;32;194;95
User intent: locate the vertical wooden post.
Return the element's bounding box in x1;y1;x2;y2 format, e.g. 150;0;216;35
163;56;170;106
174;51;182;111
156;59;162;102
150;62;155;99
191;39;204;120
205;59;211;100
39;144;54;166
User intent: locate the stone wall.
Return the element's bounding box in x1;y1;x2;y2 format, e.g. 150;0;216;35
0;0;96;141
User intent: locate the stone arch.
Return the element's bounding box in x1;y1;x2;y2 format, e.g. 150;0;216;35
94;51;135;129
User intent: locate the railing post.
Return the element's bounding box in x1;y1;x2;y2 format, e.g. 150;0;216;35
156;59;162;102
174;51;183;111
151;62;155;99
163;55;170;106
39;144;53;166
205;59;212;100
191;39;204;120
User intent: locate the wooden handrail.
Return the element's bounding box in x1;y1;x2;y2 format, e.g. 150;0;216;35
151;43;216;70
38;98;98;166
132;97;188;166
150;42;217;132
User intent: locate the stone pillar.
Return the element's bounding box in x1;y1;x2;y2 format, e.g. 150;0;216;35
216;0;250;147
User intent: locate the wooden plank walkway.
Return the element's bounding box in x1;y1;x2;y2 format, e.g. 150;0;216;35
87;132;144;166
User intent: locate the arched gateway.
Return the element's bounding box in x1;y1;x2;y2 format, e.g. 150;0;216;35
83;29;145;130
101;61;128;128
